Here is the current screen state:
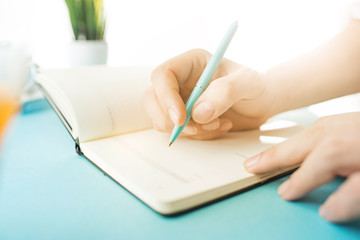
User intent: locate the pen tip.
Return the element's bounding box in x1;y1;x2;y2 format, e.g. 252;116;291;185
169;142;173;147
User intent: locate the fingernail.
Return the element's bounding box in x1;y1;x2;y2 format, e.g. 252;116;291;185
183;123;198;135
168;109;178;125
319;205;329;220
245;155;259;169
202;120;220;131
193;102;214;122
278;180;290;197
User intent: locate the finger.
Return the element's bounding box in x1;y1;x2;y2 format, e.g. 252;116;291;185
151;66;186;126
277;142;336;201
192;67;264;124
142;87;174;132
151;49;210;126
184;118;233;140
244;127;314;174
319;172;360;223
221;108;266;131
182;118;221;135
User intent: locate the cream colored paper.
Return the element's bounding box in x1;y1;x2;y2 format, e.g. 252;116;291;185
81;123;303;214
36;66;305;214
37;66;153;142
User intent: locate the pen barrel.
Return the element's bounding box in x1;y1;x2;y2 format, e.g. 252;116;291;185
169;86;204;143
169;21;238;144
184;86;204;123
197;21;238;89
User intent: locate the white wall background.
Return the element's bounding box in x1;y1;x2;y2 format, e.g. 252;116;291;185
0;0;355;71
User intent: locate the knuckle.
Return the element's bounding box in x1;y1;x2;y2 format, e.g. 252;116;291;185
151;64;173;85
306;117;327;138
263;146;277;160
314;116;331;129
189;48;210;56
313;117;325;128
260;147;279;167
152;121;167;132
189;132;222;140
320;138;345;162
213;79;236;100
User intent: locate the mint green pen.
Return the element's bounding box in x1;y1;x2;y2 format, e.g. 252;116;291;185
169;21;238;146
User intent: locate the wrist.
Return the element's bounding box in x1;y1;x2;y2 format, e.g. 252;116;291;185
262;72;289;117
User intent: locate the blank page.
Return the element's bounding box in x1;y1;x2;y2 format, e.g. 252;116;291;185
81;121;303;213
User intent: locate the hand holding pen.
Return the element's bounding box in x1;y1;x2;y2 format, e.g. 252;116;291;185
143;23;276;141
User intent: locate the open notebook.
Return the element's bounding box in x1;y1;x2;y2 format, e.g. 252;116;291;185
36;66;304;215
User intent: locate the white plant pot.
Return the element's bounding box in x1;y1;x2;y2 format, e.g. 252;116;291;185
69;40;108;66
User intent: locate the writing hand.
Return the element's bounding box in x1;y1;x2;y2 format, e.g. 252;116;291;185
143;49;277;140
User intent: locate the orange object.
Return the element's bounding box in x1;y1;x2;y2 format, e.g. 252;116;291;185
0;90;18;136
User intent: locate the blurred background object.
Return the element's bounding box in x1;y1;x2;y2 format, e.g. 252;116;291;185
0;42;30;94
0;42;31;138
0;88;17;138
0;0;353;69
65;0;107;66
0;0;359;115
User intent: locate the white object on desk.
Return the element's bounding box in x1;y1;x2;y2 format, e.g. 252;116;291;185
0;42;31;95
68;40;108;66
309;93;360;117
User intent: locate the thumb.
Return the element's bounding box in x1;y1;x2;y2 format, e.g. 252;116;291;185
192;68;264;124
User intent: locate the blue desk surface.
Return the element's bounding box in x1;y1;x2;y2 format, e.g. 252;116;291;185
1;100;359;240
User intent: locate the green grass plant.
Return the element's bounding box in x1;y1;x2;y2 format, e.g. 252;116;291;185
65;0;106;40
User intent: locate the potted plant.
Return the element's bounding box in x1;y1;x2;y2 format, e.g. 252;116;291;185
65;0;107;66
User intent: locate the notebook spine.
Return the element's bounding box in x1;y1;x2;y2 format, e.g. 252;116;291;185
75;138;83;156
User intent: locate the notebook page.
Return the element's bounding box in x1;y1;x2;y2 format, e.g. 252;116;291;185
113;123;303;183
38;66;153;142
81;121;304;205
